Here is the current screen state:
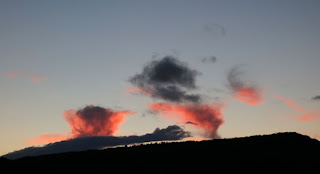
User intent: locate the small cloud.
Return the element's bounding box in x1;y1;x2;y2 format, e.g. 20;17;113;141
125;87;152;96
204;23;226;37
5;72;48;83
31;76;48;83
185;121;198;126
201;56;217;64
6;72;20;78
311;96;320;101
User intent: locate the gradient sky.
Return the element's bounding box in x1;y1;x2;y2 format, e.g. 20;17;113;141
1;0;320;155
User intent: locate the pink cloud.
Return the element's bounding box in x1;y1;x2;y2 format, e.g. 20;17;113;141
26;105;136;145
5;72;48;83
125;87;152;96
63;105;135;137
6;72;20;78
274;95;320;122
31;76;48;83
148;102;225;138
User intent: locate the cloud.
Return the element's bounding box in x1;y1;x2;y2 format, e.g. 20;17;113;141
185;121;198;125
233;87;263;105
201;56;217;64
30;76;48;82
311;96;320;101
129;56;225;138
149;103;224;138
204;23;226;37
129;56;201;103
26;105;135;145
274;95;320;122
125;87;152;96
63;105;135;137
5;125;190;159
6;72;48;83
6;72;19;78
227;67;263;105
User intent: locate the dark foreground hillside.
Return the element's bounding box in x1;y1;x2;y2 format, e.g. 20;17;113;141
1;132;319;173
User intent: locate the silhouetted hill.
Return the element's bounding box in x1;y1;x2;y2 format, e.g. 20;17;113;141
2;132;319;173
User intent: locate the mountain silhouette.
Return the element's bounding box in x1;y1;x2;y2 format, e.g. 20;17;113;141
1;132;319;173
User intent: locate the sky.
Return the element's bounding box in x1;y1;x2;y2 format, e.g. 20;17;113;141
1;0;320;156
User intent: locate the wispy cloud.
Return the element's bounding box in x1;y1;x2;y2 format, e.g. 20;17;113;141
5;72;48;83
274;95;320;122
204;23;226;37
201;56;217;64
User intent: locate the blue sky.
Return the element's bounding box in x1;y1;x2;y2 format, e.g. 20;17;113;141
1;0;320;155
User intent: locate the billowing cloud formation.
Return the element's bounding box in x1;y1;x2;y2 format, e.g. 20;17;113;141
227;67;263;105
274;95;320;122
149;103;224;138
129;56;201;103
6;72;48;83
6;125;190;159
129;56;225;139
63;105;135;137
26;105;135;145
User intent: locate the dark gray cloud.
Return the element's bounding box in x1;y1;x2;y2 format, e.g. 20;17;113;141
312;96;320;101
204;23;226;37
227;66;259;91
4;125;190;159
201;56;217;64
185;121;198;126
152;86;201;103
129;56;201;103
130;56;198;89
227;66;246;91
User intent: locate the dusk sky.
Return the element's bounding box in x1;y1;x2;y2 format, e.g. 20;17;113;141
1;0;320;156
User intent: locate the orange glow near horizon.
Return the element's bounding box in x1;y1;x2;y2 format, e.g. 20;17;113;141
149;103;224;138
233;87;263;105
25;133;70;145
